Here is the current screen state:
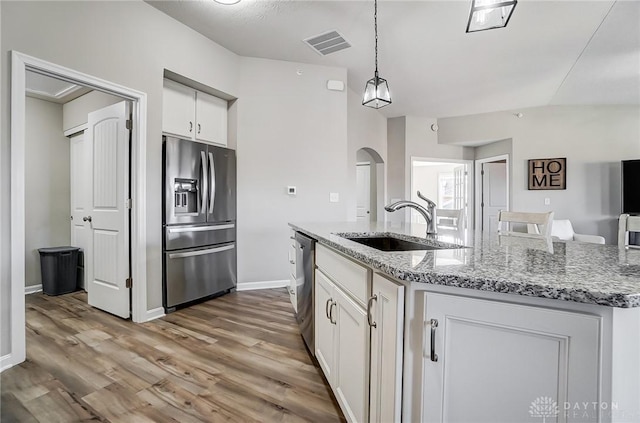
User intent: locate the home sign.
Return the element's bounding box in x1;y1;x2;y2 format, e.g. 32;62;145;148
528;158;566;190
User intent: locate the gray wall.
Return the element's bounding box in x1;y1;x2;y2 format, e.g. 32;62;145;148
1;0;241;356
24;97;70;288
386;117;406;224
438;105;640;243
236;56;348;285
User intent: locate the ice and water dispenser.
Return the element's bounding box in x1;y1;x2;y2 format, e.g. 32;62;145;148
173;178;198;215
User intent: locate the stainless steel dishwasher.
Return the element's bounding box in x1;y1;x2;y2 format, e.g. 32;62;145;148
294;232;315;355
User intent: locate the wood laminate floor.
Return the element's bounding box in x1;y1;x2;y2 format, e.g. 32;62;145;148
0;289;345;423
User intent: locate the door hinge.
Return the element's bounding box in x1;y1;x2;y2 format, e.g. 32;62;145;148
126;198;132;209
481;170;485;175
126;277;133;289
126;119;132;130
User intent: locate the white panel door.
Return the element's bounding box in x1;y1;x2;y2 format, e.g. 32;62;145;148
482;162;507;233
163;79;196;139
315;269;336;384
369;274;405;423
87;101;131;319
195;91;227;146
70;131;91;290
334;287;369;423
356;164;371;222
422;293;600;423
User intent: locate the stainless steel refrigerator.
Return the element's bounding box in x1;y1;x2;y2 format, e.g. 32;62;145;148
162;136;237;312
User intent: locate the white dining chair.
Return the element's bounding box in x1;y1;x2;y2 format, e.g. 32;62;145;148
618;214;640;249
436;208;464;231
550;219;605;244
498;210;554;238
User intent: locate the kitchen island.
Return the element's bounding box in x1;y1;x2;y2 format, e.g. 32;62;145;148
289;221;640;423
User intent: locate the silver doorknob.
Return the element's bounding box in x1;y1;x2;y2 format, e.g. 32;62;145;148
83;216;92;222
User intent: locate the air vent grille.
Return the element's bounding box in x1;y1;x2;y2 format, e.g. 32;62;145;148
304;30;351;56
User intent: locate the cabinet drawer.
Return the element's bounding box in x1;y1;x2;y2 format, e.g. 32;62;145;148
316;244;369;306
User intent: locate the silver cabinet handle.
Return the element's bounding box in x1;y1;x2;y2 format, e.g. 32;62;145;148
83;216;92;222
208;152;216;214
325;298;332;320
200;151;208;213
367;294;377;328
168;244;234;259
189;121;193;133
198;123;201;134
289;236;295;240
289;260;295;265
430;319;439;362
329;301;337;325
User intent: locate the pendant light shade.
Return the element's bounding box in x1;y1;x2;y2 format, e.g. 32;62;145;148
362;0;391;109
363;72;391;108
466;0;517;33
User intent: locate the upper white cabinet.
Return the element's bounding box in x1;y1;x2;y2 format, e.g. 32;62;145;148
162;78;228;146
421;292;601;423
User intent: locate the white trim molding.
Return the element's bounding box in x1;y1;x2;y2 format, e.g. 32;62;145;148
25;284;43;295
145;307;166;322
1;354;15;373
10;51;149;370
236;280;289;291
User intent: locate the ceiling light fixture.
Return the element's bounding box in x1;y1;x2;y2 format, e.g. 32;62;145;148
466;0;517;33
214;0;241;5
362;0;391;109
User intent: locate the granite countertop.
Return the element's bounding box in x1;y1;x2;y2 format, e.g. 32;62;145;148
289;221;640;308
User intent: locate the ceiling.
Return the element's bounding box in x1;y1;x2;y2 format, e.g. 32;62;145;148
148;0;640;118
25;70;91;104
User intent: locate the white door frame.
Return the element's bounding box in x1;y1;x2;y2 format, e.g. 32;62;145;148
8;51;149;370
474;154;510;231
409;156;474;229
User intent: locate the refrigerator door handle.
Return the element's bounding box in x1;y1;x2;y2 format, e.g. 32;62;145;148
208;151;216;214
168;244;235;259
167;224;235;234
200;151;208;214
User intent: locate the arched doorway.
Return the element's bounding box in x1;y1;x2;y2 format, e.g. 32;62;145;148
356;148;384;222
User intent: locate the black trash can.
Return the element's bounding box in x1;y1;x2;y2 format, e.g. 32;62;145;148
38;246;81;296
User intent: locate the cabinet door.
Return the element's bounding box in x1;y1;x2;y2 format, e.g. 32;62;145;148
334;287;369;423
315;269;336;385
196;91;228;146
422;293;601;423
162;79;196;139
369;274;404;423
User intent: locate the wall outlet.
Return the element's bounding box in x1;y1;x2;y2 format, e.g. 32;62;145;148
287;186;297;195
544;197;551;205
329;192;339;203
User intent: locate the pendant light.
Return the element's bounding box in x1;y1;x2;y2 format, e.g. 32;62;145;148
362;0;391;109
466;0;517;33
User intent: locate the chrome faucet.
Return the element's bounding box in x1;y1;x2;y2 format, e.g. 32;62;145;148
385;191;437;235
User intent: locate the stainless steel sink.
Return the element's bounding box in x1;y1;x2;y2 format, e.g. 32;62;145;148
343;235;463;252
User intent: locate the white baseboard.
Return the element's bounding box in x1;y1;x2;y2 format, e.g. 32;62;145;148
25;284;43;295
145;307;165;322
1;354;15;372
236;280;289;291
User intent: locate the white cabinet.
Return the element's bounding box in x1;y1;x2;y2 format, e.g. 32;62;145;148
369;274;404;423
162;79;228;146
314;268;369;423
421;293;601;423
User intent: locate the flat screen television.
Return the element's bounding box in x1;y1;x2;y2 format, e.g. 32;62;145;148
622;159;640;214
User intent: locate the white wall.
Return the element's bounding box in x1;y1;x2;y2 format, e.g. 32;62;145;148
438;105;640;243
236;57;348;285
1;0;241;356
24;97;70;288
347;88;387;220
63;90;122;132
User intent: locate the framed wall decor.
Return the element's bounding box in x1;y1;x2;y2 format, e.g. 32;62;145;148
528;158;566;190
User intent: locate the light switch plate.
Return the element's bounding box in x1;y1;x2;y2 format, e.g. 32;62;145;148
544;198;551;205
330;192;339;203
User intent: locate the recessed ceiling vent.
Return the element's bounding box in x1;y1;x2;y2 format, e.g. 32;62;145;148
304;30;351;56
